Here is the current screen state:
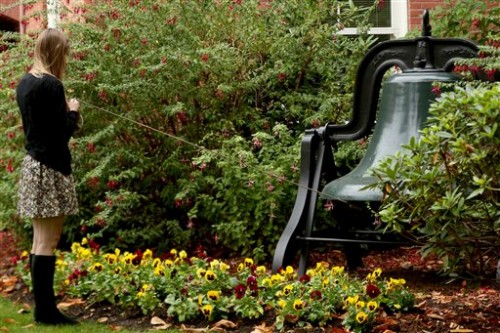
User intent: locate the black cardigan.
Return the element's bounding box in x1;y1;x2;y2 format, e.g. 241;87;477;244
16;73;79;176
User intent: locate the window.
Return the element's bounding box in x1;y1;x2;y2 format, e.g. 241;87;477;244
340;0;408;38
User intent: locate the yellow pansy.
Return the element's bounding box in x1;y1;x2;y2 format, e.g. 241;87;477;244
283;284;293;296
367;301;378;312
244;258;254;267
372;268;382;278
271;274;285;284
170;249;177;257
322;278;330;288
201;304;213;318
104;253;117;264
210;259;220;270
164;259;174;268
355;301;365;310
237;263;245;272
262;278;273;287
122;252;137;264
293;299;305;311
306;269;316;277
278;299;287;309
207;290;220;301
256;265;267;275
71;242;81;254
196;268;206;278
345;295;359;306
141;284;152;292
356;311;368;324
179;250;188;259
205;270;217;282
154;266;165;276
90;263;103;272
152;258;162;268
219;262;230;272
315;261;329;273
143;249;153;261
81;237;88;245
331;266;344;275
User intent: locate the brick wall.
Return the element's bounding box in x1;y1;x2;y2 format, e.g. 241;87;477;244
0;0;20;27
408;0;446;31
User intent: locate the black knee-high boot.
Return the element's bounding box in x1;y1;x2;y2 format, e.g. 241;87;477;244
31;255;78;325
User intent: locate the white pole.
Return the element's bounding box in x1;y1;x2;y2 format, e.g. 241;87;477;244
47;0;60;29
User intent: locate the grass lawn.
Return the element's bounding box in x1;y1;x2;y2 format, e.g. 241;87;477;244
0;296;180;333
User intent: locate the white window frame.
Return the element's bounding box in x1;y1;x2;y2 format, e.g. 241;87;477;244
340;0;408;38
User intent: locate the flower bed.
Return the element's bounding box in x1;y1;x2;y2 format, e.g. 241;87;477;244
15;239;414;332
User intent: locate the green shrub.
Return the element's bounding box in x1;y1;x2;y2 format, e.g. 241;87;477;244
1;0;375;256
369;83;500;276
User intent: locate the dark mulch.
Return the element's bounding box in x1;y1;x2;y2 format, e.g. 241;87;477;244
1;230;499;332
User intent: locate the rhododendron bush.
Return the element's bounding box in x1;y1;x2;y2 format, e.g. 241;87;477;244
0;0;376;255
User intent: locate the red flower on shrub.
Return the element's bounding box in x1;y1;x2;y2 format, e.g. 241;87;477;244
277;72;287;82
472;19;480;28
105;198;113;207
431;85;441;96
486;69;497;81
112;28;122;39
107;180;119;190
110;10;119;20
98;90;109;102
201;53;209;63
252;137;262;149
87;142;96;153
87;176;100;188
96;218;107;228
166;16;177;25
366;283;381;298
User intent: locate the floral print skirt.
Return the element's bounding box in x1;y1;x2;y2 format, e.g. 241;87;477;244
18;155;79;218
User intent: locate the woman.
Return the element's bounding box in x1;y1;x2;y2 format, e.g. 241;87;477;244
16;28;81;325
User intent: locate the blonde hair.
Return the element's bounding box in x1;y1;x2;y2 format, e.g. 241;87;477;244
31;28;70;79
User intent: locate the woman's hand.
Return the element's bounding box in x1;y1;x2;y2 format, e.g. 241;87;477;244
68;98;80;112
